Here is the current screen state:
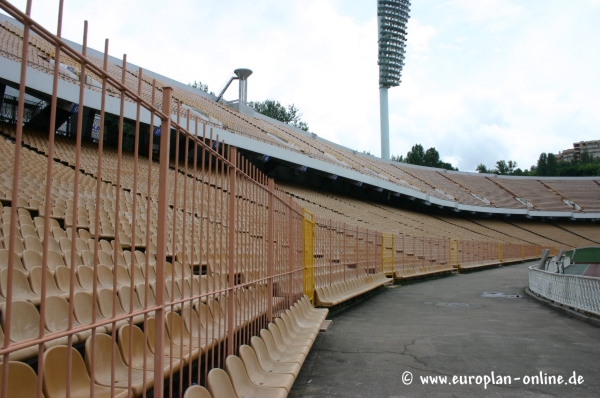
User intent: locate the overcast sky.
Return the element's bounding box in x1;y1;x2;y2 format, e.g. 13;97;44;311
3;0;599;171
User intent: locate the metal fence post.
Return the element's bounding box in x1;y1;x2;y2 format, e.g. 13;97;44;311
267;179;275;322
153;86;172;398
227;147;237;355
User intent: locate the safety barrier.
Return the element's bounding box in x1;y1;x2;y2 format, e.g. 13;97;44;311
529;265;600;316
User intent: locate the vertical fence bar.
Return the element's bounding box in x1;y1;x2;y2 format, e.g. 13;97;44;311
267;178;275;322
153;86;172;398
227;146;237;356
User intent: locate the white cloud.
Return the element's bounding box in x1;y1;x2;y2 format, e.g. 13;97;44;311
407;19;437;52
451;0;526;29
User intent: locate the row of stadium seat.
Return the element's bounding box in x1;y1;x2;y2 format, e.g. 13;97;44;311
0;295;324;398
185;296;327;398
315;273;391;307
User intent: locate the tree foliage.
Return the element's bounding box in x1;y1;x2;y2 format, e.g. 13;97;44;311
188;80;215;95
477;150;600;176
391;144;457;170
249;99;310;132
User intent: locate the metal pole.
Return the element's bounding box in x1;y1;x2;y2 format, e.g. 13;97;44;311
153;86;173;398
379;87;390;160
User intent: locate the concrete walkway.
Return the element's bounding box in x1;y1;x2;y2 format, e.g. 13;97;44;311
289;262;600;397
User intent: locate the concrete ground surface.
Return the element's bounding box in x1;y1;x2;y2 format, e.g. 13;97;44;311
289;261;600;398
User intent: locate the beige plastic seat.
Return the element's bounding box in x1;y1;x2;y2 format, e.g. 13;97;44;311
165;311;214;357
115;264;132;286
0;248;27;273
145;317;188;365
55;265;86;293
76;264;95;290
259;329;305;365
63;250;83;268
19;213;34;226
3;235;25;257
34;216;60;232
78;228;92;241
281;312;316;339
206;298;228;329
20;224;38;241
44;295;90;342
274;318;313;347
45;236;62;253
141;262;157;282
268;323;310;356
118;323;181;377
97;288;127;319
53;227;68;240
123;249;136;266
29;266;68;298
5;300;67;354
238;345;295;392
43;345;129;398
97;249;115;266
0;361;45;398
99;239;113;253
0;268;39;304
80;249;95;267
288;306;323;330
207;368;239;398
250;336;301;377
190;303;228;338
225;355;288;398
129;264;145;284
97;264;118;287
135;282;157;307
117;285;148;319
73;291;108;333
58;236;72;253
35;249;64;272
24;234;44;253
85;333;154;396
184;385;212;398
136;250;154;266
22;248;43;272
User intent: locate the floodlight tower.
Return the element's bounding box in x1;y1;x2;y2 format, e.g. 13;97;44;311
378;0;410;160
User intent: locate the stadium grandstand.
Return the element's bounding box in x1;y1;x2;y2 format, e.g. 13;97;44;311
0;1;599;397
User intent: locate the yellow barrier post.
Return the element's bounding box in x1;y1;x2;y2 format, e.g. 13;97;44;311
302;209;315;304
382;233;394;277
449;239;459;269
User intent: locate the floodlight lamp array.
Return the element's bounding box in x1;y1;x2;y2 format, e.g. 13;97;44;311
378;0;410;88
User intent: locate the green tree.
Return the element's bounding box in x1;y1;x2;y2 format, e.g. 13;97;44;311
476;164;489;173
580;150;593;164
536;153;548;176
250;99;310;132
495;160;509;175
546;153;557;176
405;144;425;166
394;144;456;170
424;147;441;167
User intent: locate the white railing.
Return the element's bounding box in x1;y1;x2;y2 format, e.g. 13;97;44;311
529;265;600;316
